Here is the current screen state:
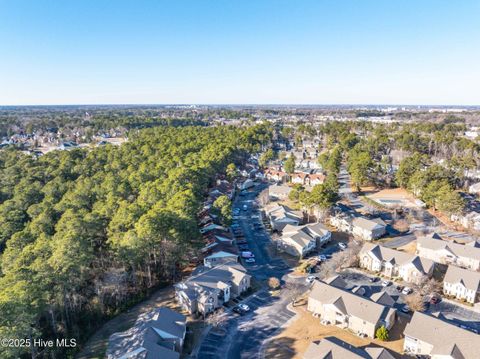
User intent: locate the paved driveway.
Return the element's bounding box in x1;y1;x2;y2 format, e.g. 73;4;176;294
197;183;299;359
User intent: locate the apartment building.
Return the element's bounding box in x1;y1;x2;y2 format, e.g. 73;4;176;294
360;243;434;284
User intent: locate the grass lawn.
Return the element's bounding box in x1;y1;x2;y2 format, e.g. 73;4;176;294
263;307;410;359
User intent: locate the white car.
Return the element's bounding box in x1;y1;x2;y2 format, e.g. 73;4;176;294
245;258;256;264
318;255;327;261
241;251;254;258
306;275;316;284
238;303;250;311
381;280;391;287
402;287;412;295
338;243;347;250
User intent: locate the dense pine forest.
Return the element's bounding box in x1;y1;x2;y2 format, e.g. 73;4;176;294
0;124;271;358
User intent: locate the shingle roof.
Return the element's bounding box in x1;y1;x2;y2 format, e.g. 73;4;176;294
418;235;480;261
352;217;386;231
309;281;395;325
303;337;395;359
107;307;186;359
444;265;480;292
361;243;434;274
404;312;480;359
303;338;364;359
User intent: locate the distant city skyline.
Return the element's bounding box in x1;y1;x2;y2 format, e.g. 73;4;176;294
1;0;480;106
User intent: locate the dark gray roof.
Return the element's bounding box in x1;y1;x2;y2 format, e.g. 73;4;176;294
107;307;186;359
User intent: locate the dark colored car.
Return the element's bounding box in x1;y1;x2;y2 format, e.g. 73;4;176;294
232;306;245;315
369;277;380;283
430;296;440;305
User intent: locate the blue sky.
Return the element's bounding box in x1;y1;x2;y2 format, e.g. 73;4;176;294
1;0;479;105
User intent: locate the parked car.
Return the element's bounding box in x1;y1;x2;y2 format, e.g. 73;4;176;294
395;284;404;291
238;304;250;312
233;306;245;315
241;251;254;258
430;295;440;304
306;275;316;284
402;287;413;295
401;305;411;313
317;255;327;261
245;258;256;264
381;280;391;287
243;204;248;211
369;276;380;283
238;245;249;251
338;242;347;250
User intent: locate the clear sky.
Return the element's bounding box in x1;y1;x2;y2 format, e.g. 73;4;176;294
1;0;479;105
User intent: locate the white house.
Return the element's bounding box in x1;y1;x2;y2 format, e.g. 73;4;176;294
360;243;434;284
265;203;303;232
204;251;238;268
417;233;480;271
404;312;480;358
443;265;480;304
351;217;387;241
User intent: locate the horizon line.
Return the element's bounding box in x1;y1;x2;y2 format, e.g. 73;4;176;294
1;103;479;108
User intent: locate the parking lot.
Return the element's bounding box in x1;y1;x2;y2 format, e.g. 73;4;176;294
336;269;480;334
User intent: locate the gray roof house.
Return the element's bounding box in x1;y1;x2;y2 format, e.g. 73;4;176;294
203;251;238;268
404;312;480;358
307;281;396;338
175;262;251;315
277;223;331;257
268;184;292;200
352;217;387;241
265;203;303;232
417;233;480;271
303;337;395;359
360;243;434;285
443;265;480;304
106;307;186;359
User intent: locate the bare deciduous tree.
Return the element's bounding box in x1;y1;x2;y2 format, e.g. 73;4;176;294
404;293;425;312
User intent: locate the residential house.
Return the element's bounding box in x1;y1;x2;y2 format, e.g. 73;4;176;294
360;243;434;284
352;217;387;241
303;337;395;359
309;173;326;186
417;233;480;271
203;251;238;268
199;223;228;234
107;307;186;359
307;281;396;338
403;312;480;358
268;184;292;200
264;168;287;183
443;265;480;304
292;172;310;186
277;223;331;258
304;222;332;247
265;203;303;232
175;262;251;316
324;275;348;289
